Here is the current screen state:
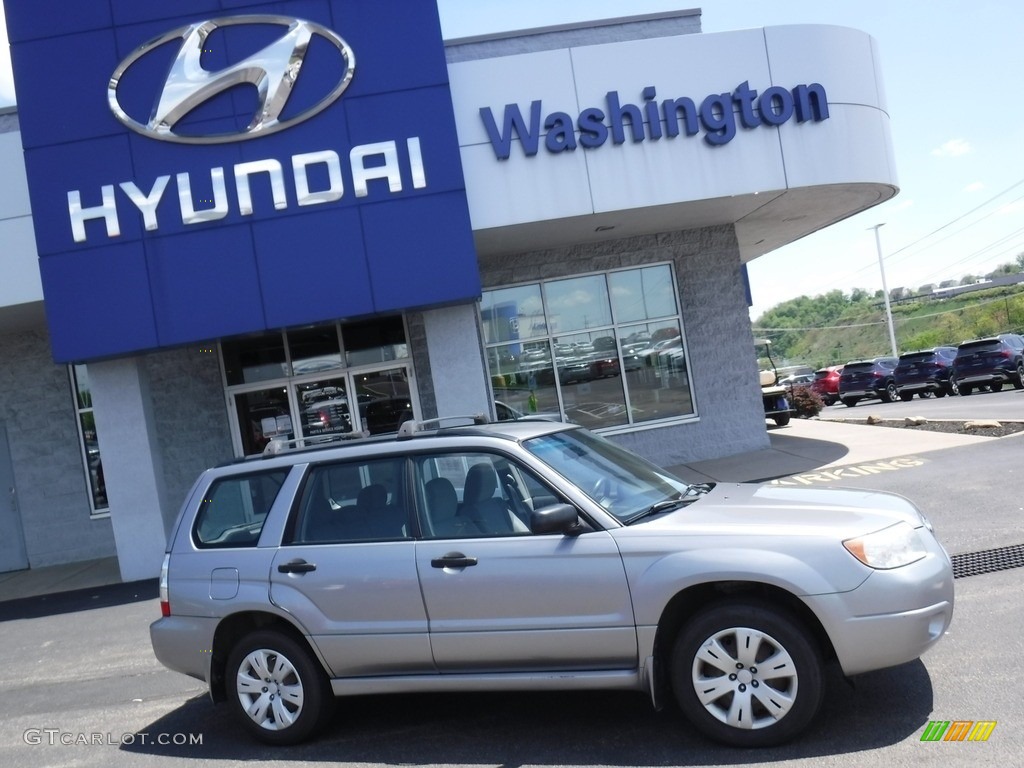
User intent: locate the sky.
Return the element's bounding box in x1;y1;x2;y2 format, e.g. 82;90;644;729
2;1;1023;321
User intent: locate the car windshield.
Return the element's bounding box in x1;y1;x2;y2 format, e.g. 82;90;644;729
524;428;694;523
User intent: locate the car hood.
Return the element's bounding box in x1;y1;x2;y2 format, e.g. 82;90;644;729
633;483;925;539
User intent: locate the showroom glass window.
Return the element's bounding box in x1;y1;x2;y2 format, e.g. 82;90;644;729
481;264;693;431
69;365;108;515
222;316;415;456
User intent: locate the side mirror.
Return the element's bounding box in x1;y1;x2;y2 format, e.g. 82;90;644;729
530;503;581;535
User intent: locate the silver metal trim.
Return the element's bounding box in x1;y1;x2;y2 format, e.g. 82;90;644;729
108;15;355;144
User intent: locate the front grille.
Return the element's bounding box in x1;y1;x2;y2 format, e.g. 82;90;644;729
951;544;1024;579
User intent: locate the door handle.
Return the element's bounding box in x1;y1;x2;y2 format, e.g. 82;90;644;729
431;552;478;569
278;559;317;574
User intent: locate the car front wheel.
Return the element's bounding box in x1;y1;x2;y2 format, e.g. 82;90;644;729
226;630;334;745
670;601;824;747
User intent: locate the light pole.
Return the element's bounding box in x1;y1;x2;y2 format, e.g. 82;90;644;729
871;223;899;358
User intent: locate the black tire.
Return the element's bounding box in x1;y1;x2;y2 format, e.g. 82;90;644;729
772;413;791;426
947;378;959;396
670;601;824;747
226;630;335;745
960;384;973;396
990;381;1003;393
1015;363;1024;390
824;395;837;406
899;392;913;402
880;382;897;403
934;389;946;398
841;397;857;407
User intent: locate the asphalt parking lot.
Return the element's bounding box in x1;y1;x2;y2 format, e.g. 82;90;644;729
0;414;1021;768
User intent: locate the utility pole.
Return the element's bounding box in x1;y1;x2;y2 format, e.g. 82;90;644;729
871;223;899;358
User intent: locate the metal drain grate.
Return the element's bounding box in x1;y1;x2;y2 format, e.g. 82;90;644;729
952;543;1024;579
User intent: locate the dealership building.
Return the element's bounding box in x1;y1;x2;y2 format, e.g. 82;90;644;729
0;2;896;581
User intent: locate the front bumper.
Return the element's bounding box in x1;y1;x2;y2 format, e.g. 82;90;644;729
805;537;954;676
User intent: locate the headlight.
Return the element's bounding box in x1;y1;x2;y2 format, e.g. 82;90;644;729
843;522;927;569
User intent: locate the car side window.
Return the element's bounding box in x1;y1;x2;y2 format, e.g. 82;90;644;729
288;457;409;544
193;469;289;548
414;452;561;539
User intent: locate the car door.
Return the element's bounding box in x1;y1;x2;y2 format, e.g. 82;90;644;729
412;451;637;672
269;455;433;678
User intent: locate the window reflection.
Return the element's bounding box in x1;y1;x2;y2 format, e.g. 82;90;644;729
355;368;413;434
544;274;612;333
234;388;293;456
609;265;676;322
288;327;342;376
223;333;287;385
481;284;545;344
296;378;351;438
482;265;693;430
343;316;408;367
70;365;107;514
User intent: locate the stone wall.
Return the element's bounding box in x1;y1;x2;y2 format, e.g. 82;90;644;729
0;326;115;567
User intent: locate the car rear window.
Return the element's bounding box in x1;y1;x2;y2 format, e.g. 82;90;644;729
958;341;1000;354
899;352;935;364
193;469;290;548
843;362;873;372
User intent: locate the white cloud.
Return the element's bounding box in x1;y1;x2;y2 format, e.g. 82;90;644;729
931;138;972;157
997;200;1024;215
964;181;985;193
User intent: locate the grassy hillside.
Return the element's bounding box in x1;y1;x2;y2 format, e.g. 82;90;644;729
753;283;1024;370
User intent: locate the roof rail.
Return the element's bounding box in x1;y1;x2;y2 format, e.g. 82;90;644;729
262;430;371;457
397;414;489;439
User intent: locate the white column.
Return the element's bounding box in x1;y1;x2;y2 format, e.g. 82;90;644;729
423;303;491;419
88;357;171;582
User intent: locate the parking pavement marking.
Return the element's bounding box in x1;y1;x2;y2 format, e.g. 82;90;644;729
770;456;927;486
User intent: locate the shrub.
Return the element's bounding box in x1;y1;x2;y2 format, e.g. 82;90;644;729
789;384;824;418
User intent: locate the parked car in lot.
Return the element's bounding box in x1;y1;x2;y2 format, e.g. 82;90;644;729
151;417;953;748
837;357;899;406
894;346;958;399
810;366;843;406
952;333;1024;395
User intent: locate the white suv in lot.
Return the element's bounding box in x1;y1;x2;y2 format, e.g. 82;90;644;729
150;417;954;747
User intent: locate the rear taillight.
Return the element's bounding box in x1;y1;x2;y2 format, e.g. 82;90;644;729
159;553;170;617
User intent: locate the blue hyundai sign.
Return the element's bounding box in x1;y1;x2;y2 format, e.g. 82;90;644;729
5;0;479;362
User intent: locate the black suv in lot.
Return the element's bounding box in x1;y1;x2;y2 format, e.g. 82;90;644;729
838;356;899;407
952;333;1024;395
894;346;958;400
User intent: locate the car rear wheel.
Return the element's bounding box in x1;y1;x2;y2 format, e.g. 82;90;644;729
934;389;947;398
990;381;1003;393
226;630;335;745
841;397;857;407
960;384;973;396
1015;364;1024;390
899;392;913;402
772;414;791;426
671;601;824;747
881;382;897;402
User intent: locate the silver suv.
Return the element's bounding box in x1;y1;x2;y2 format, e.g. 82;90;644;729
150;417;954;747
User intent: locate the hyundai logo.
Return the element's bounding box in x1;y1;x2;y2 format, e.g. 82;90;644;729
108;15;355;144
